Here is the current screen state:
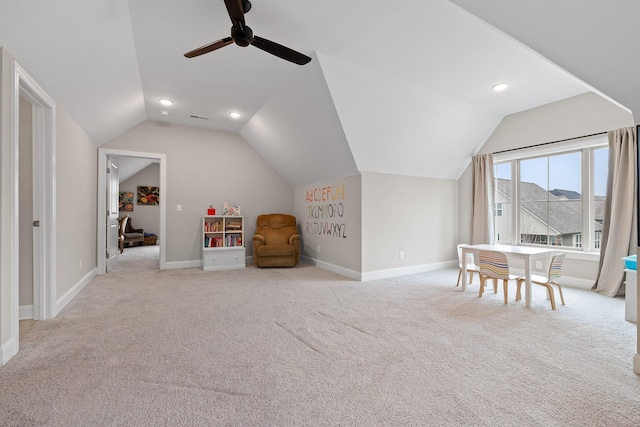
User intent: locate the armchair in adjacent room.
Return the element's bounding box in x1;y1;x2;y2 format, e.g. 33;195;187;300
253;214;300;267
119;215;144;253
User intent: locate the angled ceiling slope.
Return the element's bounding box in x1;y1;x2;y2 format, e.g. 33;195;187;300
318;52;502;180
0;0;146;144
451;0;640;120
238;0;593;183
239;53;358;188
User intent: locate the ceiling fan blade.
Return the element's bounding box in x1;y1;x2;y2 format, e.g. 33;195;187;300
251;36;311;65
184;37;233;58
224;0;246;24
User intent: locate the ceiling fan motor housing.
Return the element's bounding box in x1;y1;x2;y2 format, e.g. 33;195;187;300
242;0;252;14
231;25;253;46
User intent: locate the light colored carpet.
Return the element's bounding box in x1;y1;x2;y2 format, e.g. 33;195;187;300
1;245;639;426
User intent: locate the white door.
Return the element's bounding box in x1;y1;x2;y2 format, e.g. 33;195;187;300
106;159;119;272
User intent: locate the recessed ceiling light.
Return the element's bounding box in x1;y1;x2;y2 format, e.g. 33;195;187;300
229;111;242;119
492;83;510;92
159;98;173;106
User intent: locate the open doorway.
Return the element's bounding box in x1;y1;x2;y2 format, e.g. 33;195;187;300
113;155;161;268
97;148;167;275
3;60;57;365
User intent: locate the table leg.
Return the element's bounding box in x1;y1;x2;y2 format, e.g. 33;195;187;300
461;248;468;291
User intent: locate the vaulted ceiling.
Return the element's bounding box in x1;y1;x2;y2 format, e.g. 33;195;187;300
1;1;637;187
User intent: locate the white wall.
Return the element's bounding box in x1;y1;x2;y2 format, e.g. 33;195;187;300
477;92;633;156
294;175;362;276
120;163;160;242
458;92;634;283
362;172;458;278
55;106;97;299
102;121;293;265
295;169;460;281
1;49;98;360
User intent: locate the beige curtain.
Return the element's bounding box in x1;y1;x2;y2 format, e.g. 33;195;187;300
471;154;495;245
594;126;637;297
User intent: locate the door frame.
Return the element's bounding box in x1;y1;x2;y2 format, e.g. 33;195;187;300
97;148;167;273
6;61;56;363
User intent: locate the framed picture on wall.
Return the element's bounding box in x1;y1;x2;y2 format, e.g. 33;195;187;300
119;191;134;212
137;186;159;205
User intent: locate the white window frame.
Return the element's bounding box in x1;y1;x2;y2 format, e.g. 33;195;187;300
493;134;607;254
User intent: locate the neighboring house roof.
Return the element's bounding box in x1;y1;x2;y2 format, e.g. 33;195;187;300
496;178;603;235
550;188;581;200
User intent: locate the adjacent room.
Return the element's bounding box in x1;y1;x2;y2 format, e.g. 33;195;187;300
1;1;639;425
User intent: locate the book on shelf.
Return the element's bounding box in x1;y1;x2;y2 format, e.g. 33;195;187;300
224;235;243;247
204;221;222;232
204;236;224;248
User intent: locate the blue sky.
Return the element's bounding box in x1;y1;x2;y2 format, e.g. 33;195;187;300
495;148;609;196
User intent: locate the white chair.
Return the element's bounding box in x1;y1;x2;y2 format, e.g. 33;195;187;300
478;250;518;304
516;253;566;310
456;244;480;287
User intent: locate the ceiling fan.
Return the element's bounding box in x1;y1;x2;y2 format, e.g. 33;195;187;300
184;0;311;65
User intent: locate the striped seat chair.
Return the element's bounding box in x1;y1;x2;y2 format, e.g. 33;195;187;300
478;250;518;304
516;253;566;310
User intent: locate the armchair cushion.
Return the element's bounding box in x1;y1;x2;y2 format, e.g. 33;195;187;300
258;244;295;257
253;214;300;268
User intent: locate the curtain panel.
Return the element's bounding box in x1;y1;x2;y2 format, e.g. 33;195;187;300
471;154;495;245
594;126;638;297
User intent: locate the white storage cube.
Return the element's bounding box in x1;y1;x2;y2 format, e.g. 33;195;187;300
625;269;637;323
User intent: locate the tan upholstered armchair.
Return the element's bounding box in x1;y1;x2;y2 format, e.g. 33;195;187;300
253;214;300;267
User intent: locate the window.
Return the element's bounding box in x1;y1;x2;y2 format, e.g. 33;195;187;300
493;136;607;252
519;152;581;248
494;162;512;244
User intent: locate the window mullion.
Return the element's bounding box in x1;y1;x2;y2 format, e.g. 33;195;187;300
512;159;519;244
583;147;593;252
547;156;551;246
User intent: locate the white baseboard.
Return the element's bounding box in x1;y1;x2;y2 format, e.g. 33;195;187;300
361;260;458;281
56;268;97;316
164;260;202;270
1;337;17;367
634;354;640;375
165;256;253;270
300;257;592;286
19;305;34;320
302;256;361;280
504;266;594;290
301;257;458;282
558;276;594;290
